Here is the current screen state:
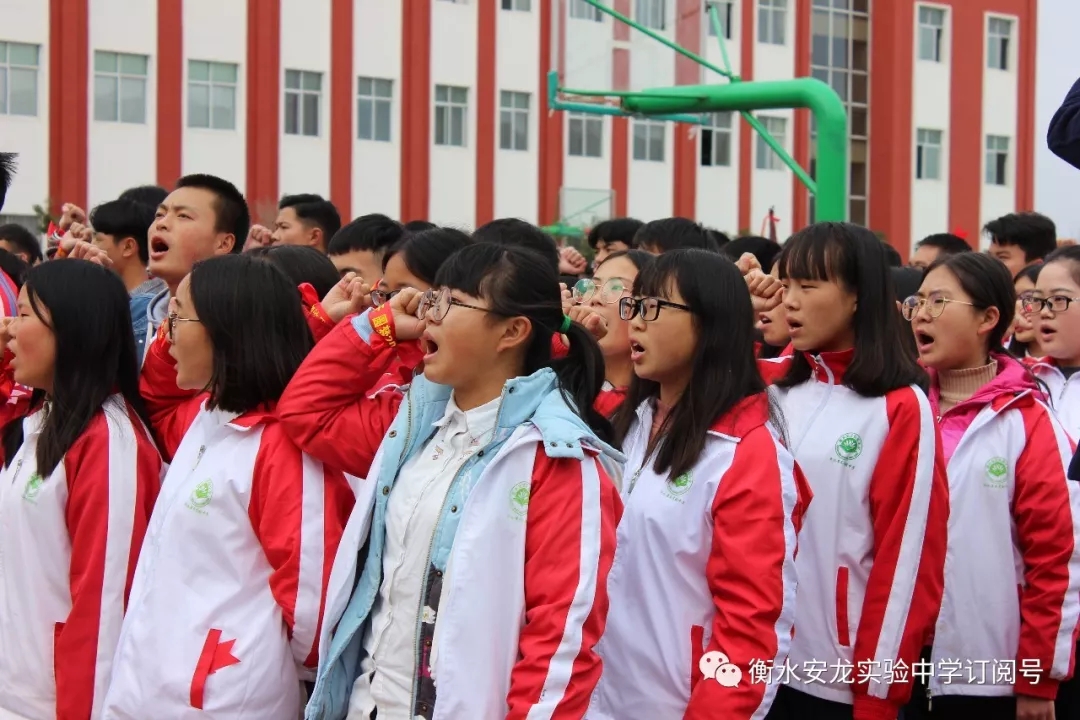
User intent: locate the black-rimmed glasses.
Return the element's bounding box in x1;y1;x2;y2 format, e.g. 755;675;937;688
618;296;692;322
417;287;493;322
1021;295;1080;315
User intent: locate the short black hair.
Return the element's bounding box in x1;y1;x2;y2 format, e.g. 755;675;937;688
327;213;405;256
720;235;782;273
382;227;473;284
708;228;732;250
633;217;717;253
249;244;341;300
89;198;156;264
119;184;168;209
984;212;1058;263
404;220;438;233
881;241;903;267
916;233;972;257
890;266;923;303
279;193;342;245
586;218;644;250
174;174;250;253
0;223;42;265
0;248;29;288
472;218;560;274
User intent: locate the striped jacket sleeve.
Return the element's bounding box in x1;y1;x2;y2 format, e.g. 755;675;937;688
138;332;204;461
686;426;808;720
505;446;622;719
1012;400;1080;699
853;387;949;720
249;424;356;673
55;408;162;720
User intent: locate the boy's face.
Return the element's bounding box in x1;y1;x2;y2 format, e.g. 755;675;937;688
271;207;319;249
91;232;136;271
329;249;383;283
149;187;235;290
0;239;30;265
593;239;629;265
988;239;1029;279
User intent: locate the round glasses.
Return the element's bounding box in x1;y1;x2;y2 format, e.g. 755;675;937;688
618;296;692;322
1021;294;1080;315
370;288;400;306
166;311;201;343
417;287;492;322
573;277;630;305
900;295;975;321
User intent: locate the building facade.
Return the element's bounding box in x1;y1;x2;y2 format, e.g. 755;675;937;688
0;0;1036;257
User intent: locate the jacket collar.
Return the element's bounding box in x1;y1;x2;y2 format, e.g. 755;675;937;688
929;352;1044;418
200;399;276;432
708;392;772;440
804;348;854;385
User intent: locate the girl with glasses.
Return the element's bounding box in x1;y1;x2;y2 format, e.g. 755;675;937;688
900;251;1079;720
283;243;622;720
0;260;162;720
763;223;949;720
589;249;809;720
1025;246;1080;441
1009;264;1045;359
103;254;355;719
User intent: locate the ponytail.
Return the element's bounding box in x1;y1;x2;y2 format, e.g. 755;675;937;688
550;321;616;446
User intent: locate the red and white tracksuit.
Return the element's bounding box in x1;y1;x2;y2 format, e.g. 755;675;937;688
1026;357;1080;442
763;350;949;720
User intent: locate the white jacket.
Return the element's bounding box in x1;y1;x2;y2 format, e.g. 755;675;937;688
0;396;162;720
1028;359;1080;441
589;394;810;720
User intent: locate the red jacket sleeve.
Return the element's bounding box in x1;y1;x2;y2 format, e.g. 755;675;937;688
138;334;204;461
277;307;411;478
1012;400;1080;699
853;388;948;720
249;423;355;674
298;283;337;343
685;426;807;720
505;447;622;719
54;408;162;720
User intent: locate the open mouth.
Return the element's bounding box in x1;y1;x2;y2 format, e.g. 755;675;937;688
421;332;439;359
759;313;772;326
786;319;804;334
915;330;935;353
1040;327;1057;342
149;236;170;259
629;340;645;362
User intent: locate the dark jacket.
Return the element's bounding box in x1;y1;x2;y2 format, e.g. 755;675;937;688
1049;77;1080;169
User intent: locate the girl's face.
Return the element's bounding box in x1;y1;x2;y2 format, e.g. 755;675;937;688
1034;260;1080;366
782;275;857;353
585;256;638;358
910;266;997;371
1012;275;1038;344
756;264;789;347
8;287;57;393
627;281;698;392
168;275;215;391
381;253;430;296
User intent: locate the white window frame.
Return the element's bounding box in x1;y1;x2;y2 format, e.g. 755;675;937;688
93;51;149;124
917;6;945;62
755;116;787;170
357;77;393;142
632;118;666;162
501;0;530;9
700;112;733;167
987;16;1012;71
758;0;788;46
187;60;238;130
985;135;1010;186
568;112;603;157
284;69;322;137
499;91;530;151
705;1;734;40
915;128;942;180
0;41;40;117
570;0;603;21
435;84;469;147
635;0;666;31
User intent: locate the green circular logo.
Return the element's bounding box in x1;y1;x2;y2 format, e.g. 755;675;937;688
510;482;531;510
190;480;213;509
669;471;694;496
22;473;42;501
835;433;863;461
986;457;1008;480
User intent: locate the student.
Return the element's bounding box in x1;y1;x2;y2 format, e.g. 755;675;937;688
587;217;644;265
1010;264;1045;358
635;217;717;255
908;233;972;271
590;249;808;720
327;213;404;281
0;260;162;720
374;226;473;305
762;222;949;720
103;254;355;719
757;263;791;358
249;243;342;300
901;251;1080;720
1024;245;1080;441
721;235;782;273
270;193;342;253
280;244;623;720
986;212;1058;279
0;222;43;265
473;218;561;273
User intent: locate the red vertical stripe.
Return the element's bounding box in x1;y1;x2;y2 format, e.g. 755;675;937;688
947;1;983;240
672;0;700;218
48;0;88;213
401;0;432;222
737;0;754;233
475;0;497;226
538;0;566;226
792;0;810;233
156;0;183;188
330;0;354;220
245;0;281;214
1015;0;1037;211
611;0;631;218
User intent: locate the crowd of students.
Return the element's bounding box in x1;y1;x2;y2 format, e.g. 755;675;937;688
0;155;1078;720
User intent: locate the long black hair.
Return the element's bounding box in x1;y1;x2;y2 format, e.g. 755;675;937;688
188;254;313;413
611;249;775;479
3;260;149;475
433;243;615;446
248;244;341;299
776;222;927;395
382;227;473;284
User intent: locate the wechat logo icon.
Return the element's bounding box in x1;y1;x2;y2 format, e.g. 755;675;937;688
700;650;742;688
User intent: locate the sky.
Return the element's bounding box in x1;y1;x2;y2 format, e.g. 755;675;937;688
1035;0;1080;239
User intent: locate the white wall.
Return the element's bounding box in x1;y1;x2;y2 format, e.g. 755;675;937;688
352;0;402;218
910;2;952;245
88;0;157;207
182;0;246;192
979;11;1020;245
494;5;540;222
0;0;49;217
278;0;331;200
428;0;477;227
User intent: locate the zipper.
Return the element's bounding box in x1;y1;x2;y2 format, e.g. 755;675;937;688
192;445;206;471
627;466;644;495
791;356;835;456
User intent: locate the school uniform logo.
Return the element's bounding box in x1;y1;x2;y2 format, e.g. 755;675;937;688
662;471;694;502
984;457;1009;489
832;433;863;469
509;481;530;521
187;480;213;514
21;473;42;503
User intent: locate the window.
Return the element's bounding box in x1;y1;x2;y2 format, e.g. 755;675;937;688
357;77;392;142
758;0;787;45
569;112;603;157
435;85;468;147
987;17;1012;71
284;70;322;136
706;1;733;39
700;112;733;167
917;6;945;62
0;42;39;116
499;91;530;151
501;0;530;9
755;116;787;170
916;129;942;180
570;0;603;20
632;119;665;162
636;0;665;30
985;135;1009;186
93;51;148;124
187;60;237;130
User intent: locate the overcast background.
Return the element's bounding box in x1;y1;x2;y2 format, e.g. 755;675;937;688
1035;0;1080;239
